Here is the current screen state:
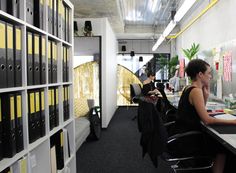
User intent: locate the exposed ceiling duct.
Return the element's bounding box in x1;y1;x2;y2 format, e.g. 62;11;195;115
71;0;181;39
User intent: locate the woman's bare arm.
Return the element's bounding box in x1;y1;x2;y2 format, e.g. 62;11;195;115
190;88;236;125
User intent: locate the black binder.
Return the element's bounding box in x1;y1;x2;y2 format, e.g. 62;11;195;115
61;3;65;40
49;88;54;130
34;0;44;29
0;96;3;160
26;0;34;25
52;42;57;83
34;0;40;28
64;5;68;41
7;0;19;18
63;86;69;121
63;86;67;121
40;36;46;84
15;92;24;153
40;0;44;29
0;0;7;12
51;130;64;170
66;7;70;42
14;25;22;87
0;20;7;88
28;90;36;143
66;86;70;119
33;34;40;85
57;0;62;38
48;40;52;83
1;93;16;158
66;47;69;82
27;32;34;86
62;46;66;82
52;0;57;36
34;91;41;140
6;23;14;88
54;88;59;127
51;88;56;128
48;0;53;34
40;89;45;137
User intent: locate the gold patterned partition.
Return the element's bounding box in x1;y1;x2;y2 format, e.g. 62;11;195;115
117;65;142;106
74;61;99;106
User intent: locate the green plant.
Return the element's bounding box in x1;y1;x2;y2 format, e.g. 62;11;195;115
182;43;200;60
168;55;179;77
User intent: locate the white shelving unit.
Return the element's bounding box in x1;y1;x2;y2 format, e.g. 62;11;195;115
0;0;75;172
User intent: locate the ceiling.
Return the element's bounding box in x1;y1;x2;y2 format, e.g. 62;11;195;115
71;0;182;39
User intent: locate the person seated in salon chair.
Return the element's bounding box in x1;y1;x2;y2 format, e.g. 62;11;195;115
173;59;236;173
142;71;162;97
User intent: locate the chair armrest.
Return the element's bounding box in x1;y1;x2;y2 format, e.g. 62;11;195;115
164;121;175;127
165;108;177;116
167;131;202;143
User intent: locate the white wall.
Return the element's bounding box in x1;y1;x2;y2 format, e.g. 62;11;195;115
176;0;236;58
103;19;118;128
74;18;118;128
118;39;171;54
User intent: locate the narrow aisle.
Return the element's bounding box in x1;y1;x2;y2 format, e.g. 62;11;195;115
76;107;172;173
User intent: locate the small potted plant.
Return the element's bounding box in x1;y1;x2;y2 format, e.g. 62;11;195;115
182;43;200;61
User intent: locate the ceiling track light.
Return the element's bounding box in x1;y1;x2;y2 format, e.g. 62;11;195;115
152;0;197;51
163;20;176;37
174;0;197;22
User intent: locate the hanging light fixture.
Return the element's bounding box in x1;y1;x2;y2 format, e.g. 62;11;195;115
139;56;143;62
152;0;197;51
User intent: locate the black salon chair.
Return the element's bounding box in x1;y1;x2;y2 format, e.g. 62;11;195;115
130;83;142;120
137;100;213;172
130;83;142;104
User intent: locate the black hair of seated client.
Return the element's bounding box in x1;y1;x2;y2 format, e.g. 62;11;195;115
147;71;155;77
185;59;210;80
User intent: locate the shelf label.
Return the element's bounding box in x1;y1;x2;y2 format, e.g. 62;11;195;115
16;28;21;50
41;91;45;110
17;95;22;118
0;22;6;49
10;96;15;120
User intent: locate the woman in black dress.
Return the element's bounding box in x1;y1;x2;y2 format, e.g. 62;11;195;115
177;59;236;173
142;71;161;96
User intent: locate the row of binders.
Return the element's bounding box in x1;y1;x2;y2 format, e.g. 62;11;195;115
48;40;58;84
27;31;46;86
63;85;70;121
27;0;71;41
62;45;69;82
28;89;46;143
49;87;59;130
0;157;27;173
0;0;20;19
50;129;71;171
0;0;71;42
0;20;22;88
0;92;24;161
47;0;71;42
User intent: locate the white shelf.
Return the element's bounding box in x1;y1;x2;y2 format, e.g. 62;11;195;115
0;87;25;93
25;23;48;35
28;136;48;152
0;10;24;25
0;150;28;172
0;0;75;172
27;85;48;90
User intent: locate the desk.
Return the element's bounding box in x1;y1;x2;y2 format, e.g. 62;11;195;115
166;93;180;108
201;123;236;155
167;94;236;155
